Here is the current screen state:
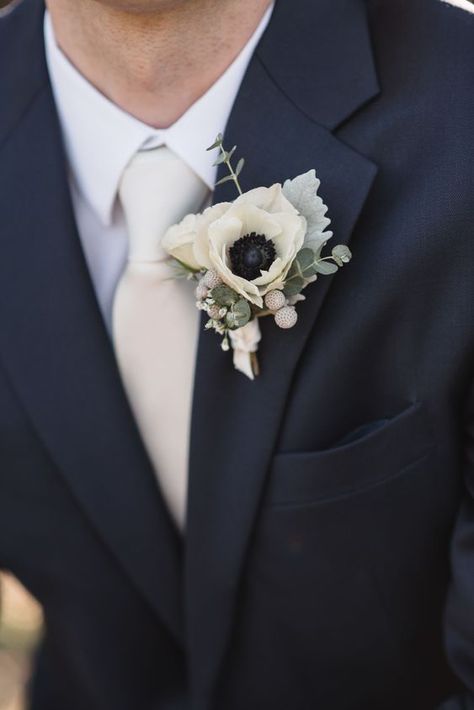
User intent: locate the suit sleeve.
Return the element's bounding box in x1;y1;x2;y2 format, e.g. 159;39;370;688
438;378;474;709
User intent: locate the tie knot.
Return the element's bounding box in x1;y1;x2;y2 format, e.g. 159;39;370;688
119;146;208;263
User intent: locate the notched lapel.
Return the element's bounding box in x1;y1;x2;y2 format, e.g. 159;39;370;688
186;2;379;701
0;84;184;643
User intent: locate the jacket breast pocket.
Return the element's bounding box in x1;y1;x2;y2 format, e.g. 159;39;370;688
265;402;434;509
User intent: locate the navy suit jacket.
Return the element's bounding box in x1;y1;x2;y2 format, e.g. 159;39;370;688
0;0;473;708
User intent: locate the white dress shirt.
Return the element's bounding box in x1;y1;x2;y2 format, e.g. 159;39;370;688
44;6;273;328
440;0;474;13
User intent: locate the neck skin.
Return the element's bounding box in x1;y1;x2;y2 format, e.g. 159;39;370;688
45;0;272;128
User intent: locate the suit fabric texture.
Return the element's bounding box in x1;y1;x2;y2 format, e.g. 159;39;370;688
0;0;473;708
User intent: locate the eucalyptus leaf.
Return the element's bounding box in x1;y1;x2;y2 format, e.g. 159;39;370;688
211;284;239;307
226;299;251;329
213;151;228;166
332;244;352;264
285;262;299;281
234;298;251;318
295;248;318;276
215;174;236;187
206;134;223;151
227;146;237;161
283;276;305;297
235;158;245;177
172;257;201;276
314;260;339;276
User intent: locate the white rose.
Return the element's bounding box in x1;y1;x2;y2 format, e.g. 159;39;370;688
193;184;307;308
161;213;202;271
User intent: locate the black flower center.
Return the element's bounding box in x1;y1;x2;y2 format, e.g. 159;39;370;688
229;232;276;281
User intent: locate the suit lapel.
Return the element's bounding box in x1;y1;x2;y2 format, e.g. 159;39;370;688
0;0;183;645
186;0;380;701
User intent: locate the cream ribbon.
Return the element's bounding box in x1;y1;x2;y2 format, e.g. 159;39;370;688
229;319;262;380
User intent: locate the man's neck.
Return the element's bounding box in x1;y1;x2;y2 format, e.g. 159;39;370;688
45;0;273;128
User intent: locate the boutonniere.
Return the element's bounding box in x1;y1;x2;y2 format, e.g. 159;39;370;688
162;135;352;380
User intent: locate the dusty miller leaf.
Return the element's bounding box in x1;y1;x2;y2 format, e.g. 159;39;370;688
282;170;333;253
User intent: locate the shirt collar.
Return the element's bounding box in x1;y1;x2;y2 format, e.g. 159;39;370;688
44;6;273;227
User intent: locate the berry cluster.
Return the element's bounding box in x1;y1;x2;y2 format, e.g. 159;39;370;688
195;269;298;338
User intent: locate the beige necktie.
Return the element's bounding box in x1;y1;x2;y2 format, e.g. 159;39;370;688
113;147;208;531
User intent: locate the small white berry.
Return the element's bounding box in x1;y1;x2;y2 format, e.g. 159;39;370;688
195;284;209;301
264;289;286;312
204;269;223;289
274;306;298;329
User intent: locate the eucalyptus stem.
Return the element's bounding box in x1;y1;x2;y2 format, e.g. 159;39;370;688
255;309;273;318
218;143;243;196
284;255;338;286
250;352;260;377
208;134;245;196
